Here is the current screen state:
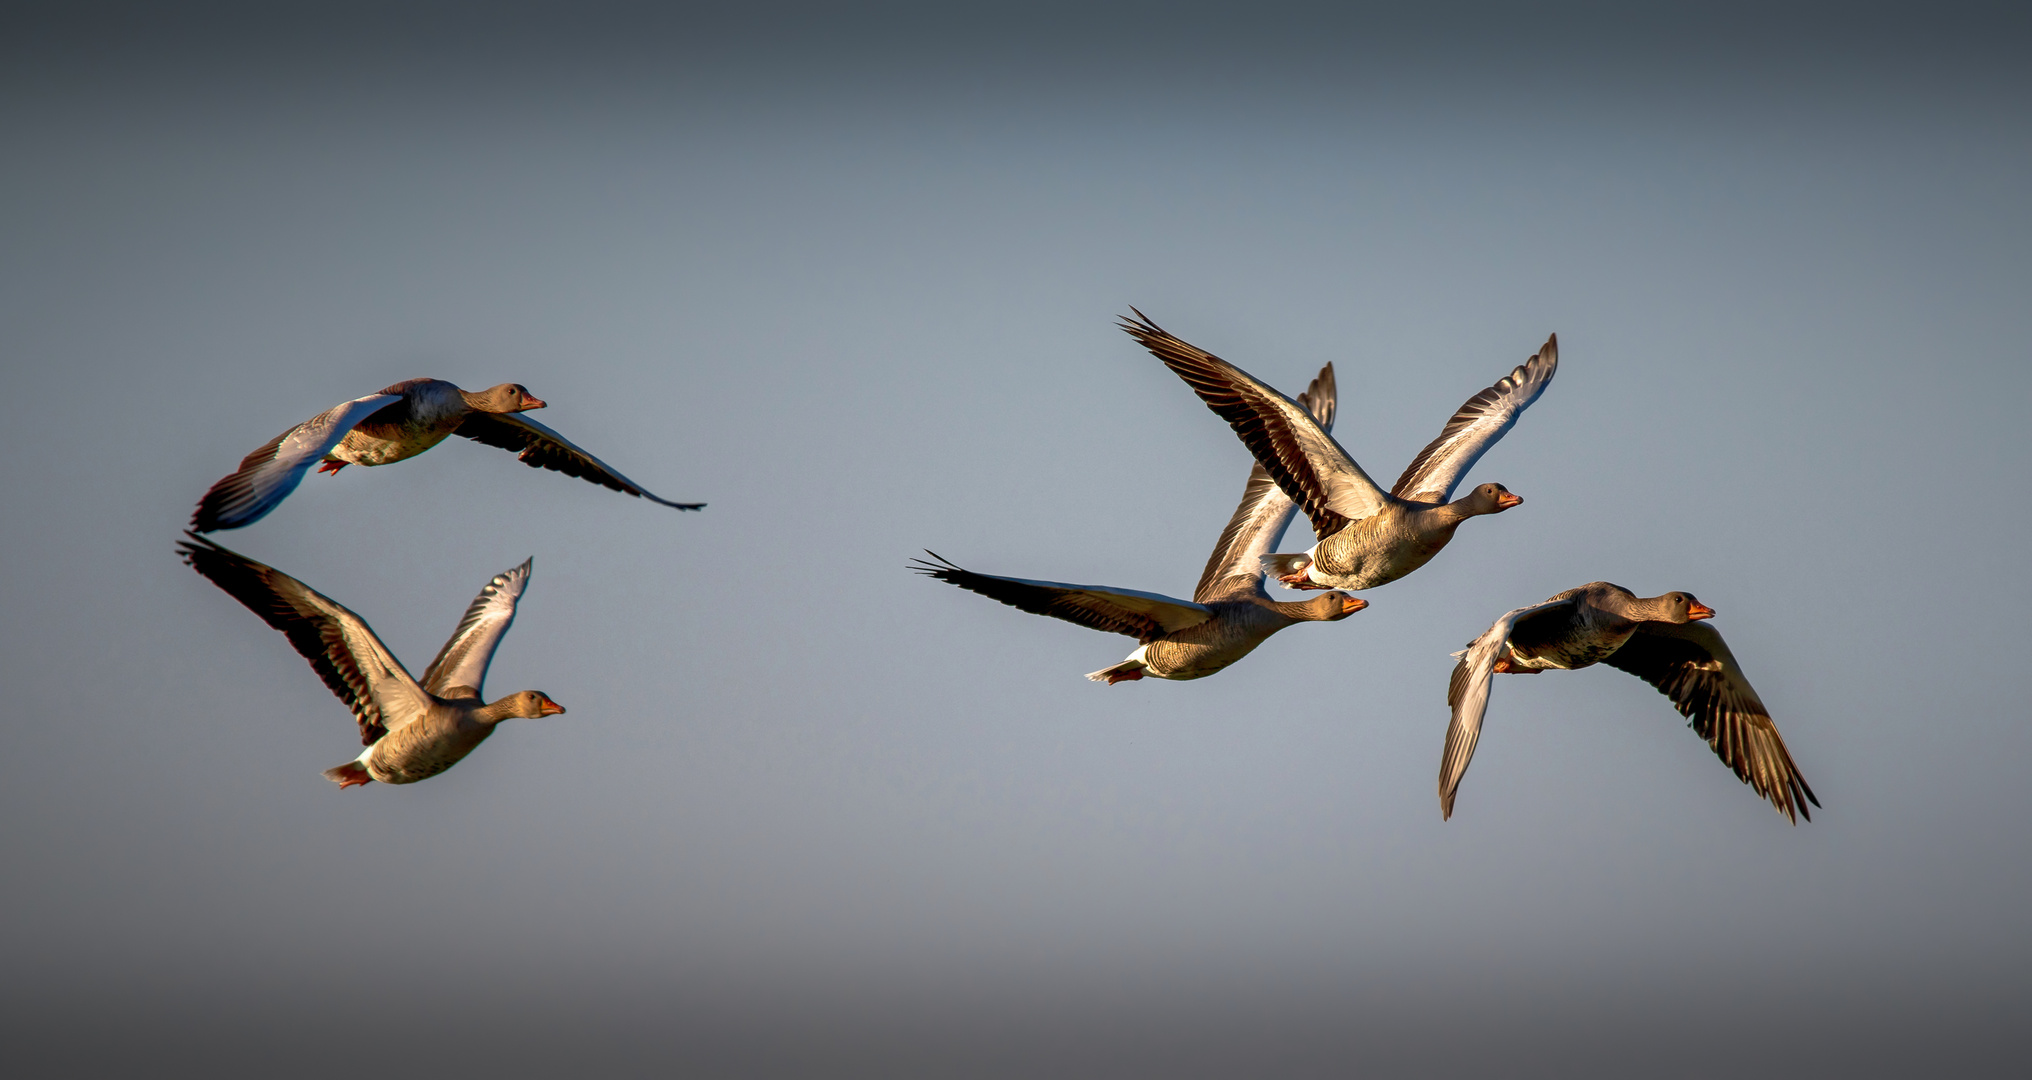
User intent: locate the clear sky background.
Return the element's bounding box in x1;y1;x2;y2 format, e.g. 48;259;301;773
4;2;2028;1075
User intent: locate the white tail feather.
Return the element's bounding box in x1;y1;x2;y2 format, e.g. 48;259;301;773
1260;553;1311;580
1086;658;1147;684
322;760;372;786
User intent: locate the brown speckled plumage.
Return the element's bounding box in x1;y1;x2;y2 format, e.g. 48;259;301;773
913;362;1363;683
178;534;564;787
1121;311;1555;592
189;378;701;531
1441;582;1819;824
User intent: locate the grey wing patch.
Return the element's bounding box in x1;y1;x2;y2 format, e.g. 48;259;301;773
1603;620;1820;823
1439;599;1570;820
421;558;533;699
912;552;1213;643
1392;334;1557;503
456;412;705;510
1195;363;1335;602
178;533;430;745
1194;466;1295;602
191;393;402;531
1121;311;1385;540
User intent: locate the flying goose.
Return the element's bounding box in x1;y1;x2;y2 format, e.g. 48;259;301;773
191;378;704;531
178;534;565;787
1440;582;1819;822
1122;311;1555;592
913;364;1365;683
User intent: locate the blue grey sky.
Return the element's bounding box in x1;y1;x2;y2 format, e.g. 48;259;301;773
3;2;2028;1075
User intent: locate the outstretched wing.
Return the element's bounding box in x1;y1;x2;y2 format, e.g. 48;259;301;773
190;393;402;531
1391;335;1558;503
1439;598;1576;820
1603;620;1820;823
1121;311;1386;540
456;412;704;510
912;552;1213;644
420;559;532;700
178;533;430;745
1195;363;1335;601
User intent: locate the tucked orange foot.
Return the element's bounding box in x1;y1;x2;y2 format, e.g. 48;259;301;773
316;460;348;475
337;772;372;788
1492;658;1541;675
1104;669;1145;685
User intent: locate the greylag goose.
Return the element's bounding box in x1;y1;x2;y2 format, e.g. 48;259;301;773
191;378;704;531
1440;582;1819;822
913;365;1365;683
1122;311;1555;592
178;534;565;787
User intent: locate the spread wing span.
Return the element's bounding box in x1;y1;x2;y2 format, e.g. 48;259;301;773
420;559;533;700
1195;363;1335;601
1122;311;1385;540
1603;620;1820;823
912;552;1213;643
191;393;402;532
179;533;431;745
1392;335;1558;504
1439;599;1575;820
456;412;704;510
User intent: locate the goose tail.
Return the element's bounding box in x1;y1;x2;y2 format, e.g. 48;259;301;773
322;761;373;788
1086;658;1149;685
1259;553;1313;584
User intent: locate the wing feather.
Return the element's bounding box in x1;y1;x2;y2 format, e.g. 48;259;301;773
1391;335;1558;503
178;534;430;745
190;393;402;531
1121;311;1385;540
1195;363;1335;601
456;412;704;510
1439;599;1575;820
1603;621;1820;823
912;552;1212;643
420;559;532;699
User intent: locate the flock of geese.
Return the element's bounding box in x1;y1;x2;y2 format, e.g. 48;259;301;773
179;318;1819;822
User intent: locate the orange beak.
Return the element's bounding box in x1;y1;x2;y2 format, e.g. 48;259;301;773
521;396;548;411
1341;596;1368;615
540;698;567;716
1496;492;1523;509
1688;602;1716;620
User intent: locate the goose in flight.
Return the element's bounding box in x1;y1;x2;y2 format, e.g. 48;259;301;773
1440;582;1819;822
191;378;704;531
1122;311;1554;592
178;534;565;787
913;364;1364;683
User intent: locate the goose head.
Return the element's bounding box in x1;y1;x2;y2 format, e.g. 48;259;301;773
1462;483;1523;516
465;383;548;413
1313;591;1368;620
504;690;568;718
1653;591;1716;623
